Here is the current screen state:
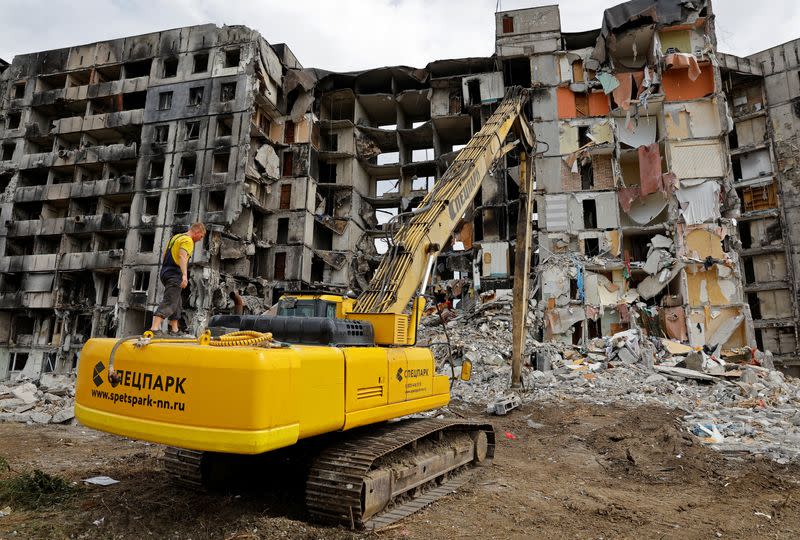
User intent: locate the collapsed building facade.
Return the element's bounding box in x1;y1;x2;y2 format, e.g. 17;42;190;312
1;0;800;381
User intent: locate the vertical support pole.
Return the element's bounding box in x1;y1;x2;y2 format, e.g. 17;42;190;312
511;151;533;388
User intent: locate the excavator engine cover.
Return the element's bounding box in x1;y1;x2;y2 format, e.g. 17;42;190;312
209;315;375;346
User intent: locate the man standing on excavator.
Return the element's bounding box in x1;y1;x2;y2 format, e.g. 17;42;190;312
148;222;206;336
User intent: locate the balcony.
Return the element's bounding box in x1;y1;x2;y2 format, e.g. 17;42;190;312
31;76;150;107
5;213;129;238
52;109;144;135
14;176;135;203
16;143;138;170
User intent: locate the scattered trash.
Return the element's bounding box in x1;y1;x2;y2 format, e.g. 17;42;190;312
0;506;11;517
504;432;517;440
93;517;105;526
526;420;545;429
83;476;119;486
754;511;772;520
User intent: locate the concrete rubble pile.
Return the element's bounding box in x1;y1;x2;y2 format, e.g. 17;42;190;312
419;297;800;465
0;374;75;425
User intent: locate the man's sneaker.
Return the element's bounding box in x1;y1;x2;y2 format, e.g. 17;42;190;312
148;329;167;338
168;330;193;338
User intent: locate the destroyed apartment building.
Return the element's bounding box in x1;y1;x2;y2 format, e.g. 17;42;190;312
1;0;800;382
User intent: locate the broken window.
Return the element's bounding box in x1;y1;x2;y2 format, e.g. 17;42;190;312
158;91;173;110
376;179;400;196
163;57;178;78
193;53;209;73
216;115;233;137
144;195;160;215
0;172;12;192
139;231;155;252
185;121;200;140
277;217;289;243
584;237;600;256
224;48;241;68
175;192;192;214
179;154;197;178
189;86;204;107
284;121;295;144
13;81;26;99
1;142;15;161
220;82;237;102
319;162;337;183
124;59;152;78
582;199;597;228
282;151;294;177
274;252;287;280
213;152;230;173
148;160;164;179
466;79;481;106
133;271;150;293
502;57;531;87
257;109;271;133
122;90;147;110
279;184;292;209
7;111;21;129
580;159;593;190
8;352;28;372
154;125;169;144
207;190;225;212
502;16;514;33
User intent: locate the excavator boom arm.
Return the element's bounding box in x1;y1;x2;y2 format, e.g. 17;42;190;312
354;87;533;316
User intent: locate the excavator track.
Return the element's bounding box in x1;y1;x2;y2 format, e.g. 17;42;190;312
162;419;495;530
306;418;495;530
162;447;204;488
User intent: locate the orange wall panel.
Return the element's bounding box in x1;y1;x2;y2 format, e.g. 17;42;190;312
588;91;610;116
557;86;577;119
662;63;715;101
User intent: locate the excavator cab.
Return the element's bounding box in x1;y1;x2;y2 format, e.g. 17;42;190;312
275;292;356;319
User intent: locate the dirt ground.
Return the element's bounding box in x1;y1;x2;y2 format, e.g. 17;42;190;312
1;401;799;539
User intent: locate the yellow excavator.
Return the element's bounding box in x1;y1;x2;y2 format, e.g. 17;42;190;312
74;87;534;529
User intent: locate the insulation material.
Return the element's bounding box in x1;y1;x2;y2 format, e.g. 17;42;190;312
664;101;722;139
638;143;663;197
662;63;714;101
588;121;613;144
684;228;724;259
740;148;772;180
543;195;569;232
663;53;701;81
685;267;734;306
559;123;579;154
659;29;693;54
605;230;621;256
612;72;633;110
660;306;688;341
617;116;657;148
676;182;720;225
669;141;725;179
625;192;668;225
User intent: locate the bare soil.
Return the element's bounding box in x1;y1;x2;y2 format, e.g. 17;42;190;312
1;401;799;539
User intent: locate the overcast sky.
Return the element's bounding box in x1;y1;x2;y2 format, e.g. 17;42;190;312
0;0;795;72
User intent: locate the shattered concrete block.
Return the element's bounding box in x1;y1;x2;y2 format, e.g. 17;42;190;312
51;408;75;424
11;383;38;404
488;395;521;416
